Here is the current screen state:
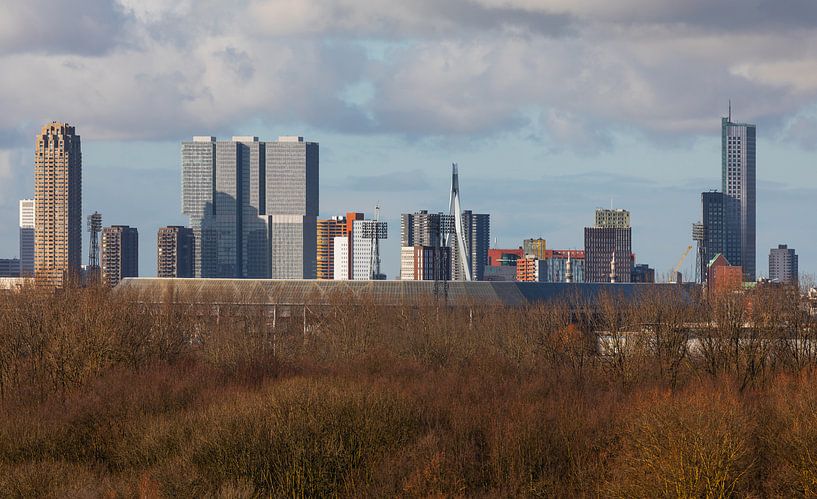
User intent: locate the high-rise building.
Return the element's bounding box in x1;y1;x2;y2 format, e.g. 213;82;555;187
402;209;488;281
18;199;35;276
523;238;547;259
585;208;632;283
769;244;798;284
181;135;318;279
101;225;138;287
700;191;725;282
182;136;217;278
401;211;447;248
0;259;20;277
265;136;318;279
722;114;756;281
157;226;195;278
34;122;82;287
333;236;349;280
317;216;347;280
401;210;449;280
400;245;451;281
451;211;490;281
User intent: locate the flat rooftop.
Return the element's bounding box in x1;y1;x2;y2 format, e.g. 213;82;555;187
117;278;700;307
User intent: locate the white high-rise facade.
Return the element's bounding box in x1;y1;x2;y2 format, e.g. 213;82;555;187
332;236;349;280
19;199;35;276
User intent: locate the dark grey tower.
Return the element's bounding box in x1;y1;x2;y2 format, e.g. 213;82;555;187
722;111;756;281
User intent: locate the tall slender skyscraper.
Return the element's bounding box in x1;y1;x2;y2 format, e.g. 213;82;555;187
18;199;35;276
182;136;217;277
722;113;756;281
265;136;319;279
34;122;82;287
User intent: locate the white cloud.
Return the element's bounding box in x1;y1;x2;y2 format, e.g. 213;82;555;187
2;0;817;147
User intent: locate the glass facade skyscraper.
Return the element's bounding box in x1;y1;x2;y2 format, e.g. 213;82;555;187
181;135;317;279
722;116;756;281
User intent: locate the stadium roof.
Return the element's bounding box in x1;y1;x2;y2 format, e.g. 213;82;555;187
116;278;700;307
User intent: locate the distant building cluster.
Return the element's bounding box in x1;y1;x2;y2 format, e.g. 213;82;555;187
3;111;802;289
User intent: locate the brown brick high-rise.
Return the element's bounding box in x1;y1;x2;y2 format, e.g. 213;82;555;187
34;122;82;287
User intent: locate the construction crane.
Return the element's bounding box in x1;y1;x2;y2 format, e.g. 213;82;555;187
672;245;693;283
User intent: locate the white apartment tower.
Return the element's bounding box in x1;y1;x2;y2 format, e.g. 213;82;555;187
19;199;35;276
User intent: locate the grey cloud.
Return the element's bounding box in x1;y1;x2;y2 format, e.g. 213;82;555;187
0;0;131;56
779;111;817;150
216;47;256;81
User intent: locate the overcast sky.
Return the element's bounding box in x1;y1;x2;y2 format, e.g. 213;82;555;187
1;0;816;279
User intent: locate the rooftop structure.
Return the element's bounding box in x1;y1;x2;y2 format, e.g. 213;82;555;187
116;278;700;308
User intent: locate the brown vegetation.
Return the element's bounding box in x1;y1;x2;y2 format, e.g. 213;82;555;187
0;283;815;496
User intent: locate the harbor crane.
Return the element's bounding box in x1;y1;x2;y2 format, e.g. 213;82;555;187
672;245;693;282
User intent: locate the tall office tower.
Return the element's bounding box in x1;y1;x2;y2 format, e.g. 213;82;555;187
722;113;756;281
34;122;82;287
769;244;798;284
182;136;217;277
182;135;318;279
450;211;490;281
265;136;318;279
584;208;632;283
18;199;35;276
333;236;349;280
101;225;138;287
157;226;195;278
351;219;388;280
523;238;547;259
700;191;725;279
317;216;347;280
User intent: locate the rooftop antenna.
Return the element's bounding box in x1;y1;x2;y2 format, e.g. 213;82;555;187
728;99;732;122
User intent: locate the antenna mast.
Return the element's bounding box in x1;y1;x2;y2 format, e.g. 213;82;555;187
370;204;382;279
87;212;102;280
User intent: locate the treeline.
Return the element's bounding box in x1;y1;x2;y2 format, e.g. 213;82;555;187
0;284;816;496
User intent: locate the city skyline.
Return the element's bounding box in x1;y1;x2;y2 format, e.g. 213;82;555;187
2;2;817;280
